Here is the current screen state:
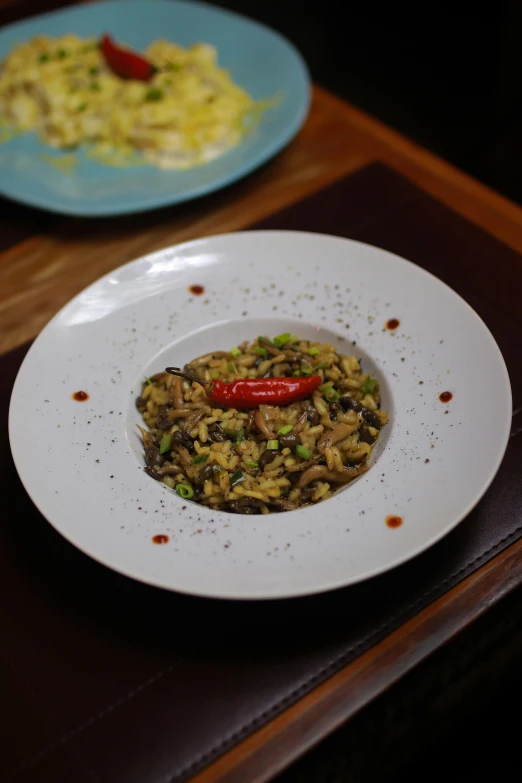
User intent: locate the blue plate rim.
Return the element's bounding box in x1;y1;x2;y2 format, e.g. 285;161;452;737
0;0;311;218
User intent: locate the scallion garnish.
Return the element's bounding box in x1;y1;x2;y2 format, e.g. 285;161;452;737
361;377;378;394
267;439;279;450
230;469;246;488
296;445;312;460
258;336;277;349
146;88;163;101
159;434;172;454
323;385;339;402
277;424;293;436
273;332;292;348
191;453;209;464
176;483;194;499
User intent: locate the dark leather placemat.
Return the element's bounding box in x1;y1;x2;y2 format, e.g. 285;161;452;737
2;163;521;783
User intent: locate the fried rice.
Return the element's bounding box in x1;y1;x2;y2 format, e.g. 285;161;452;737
137;335;388;514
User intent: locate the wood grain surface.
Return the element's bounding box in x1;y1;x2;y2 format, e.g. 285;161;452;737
2;86;522;355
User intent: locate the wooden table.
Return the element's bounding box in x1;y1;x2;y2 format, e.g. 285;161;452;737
2;4;522;780
3;85;522;356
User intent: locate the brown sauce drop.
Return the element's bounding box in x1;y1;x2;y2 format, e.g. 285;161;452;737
72;390;89;401
386;515;403;528
152;534;169;545
439;391;453;403
188;285;204;295
385;318;400;330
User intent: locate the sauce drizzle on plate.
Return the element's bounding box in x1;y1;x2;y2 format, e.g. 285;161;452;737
72;390;89;401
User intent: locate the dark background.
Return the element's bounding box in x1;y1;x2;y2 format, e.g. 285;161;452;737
210;0;522;205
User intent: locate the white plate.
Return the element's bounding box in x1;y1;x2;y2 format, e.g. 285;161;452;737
9;231;512;599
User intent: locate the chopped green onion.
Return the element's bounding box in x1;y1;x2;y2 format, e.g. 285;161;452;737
57;49;68;59
296;445;312;460
230;346;241;358
258;336;277;349
212;464;223;475
224;428;244;443
230;469;246;488
159;434;172;455
38;53;49;63
323;385;339;402
209;369;219;380
292;370;302;377
301;361;313;376
227;362;236;373
243;460;258;468
277;424;293;436
88;66;99;75
361;377;378;394
191;453;209;464
165;62;181;71
77;102;88;112
267;439;279;450
289;344;300;352
144;376;153;385
273;332;292;348
176;483;194;499
146;88;163;101
90;82;100;91
255;346;267;357
308;346;320;356
314;361;329;371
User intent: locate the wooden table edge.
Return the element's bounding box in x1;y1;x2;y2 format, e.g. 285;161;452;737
314;85;522;226
191;535;522;783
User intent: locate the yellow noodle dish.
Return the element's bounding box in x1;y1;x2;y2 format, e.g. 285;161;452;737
0;33;257;169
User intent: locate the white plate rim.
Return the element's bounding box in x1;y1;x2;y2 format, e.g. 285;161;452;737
8;230;513;599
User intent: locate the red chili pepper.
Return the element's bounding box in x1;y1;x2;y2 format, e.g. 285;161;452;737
165;368;322;409
100;34;156;81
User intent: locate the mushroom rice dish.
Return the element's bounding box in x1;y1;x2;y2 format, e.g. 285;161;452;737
137;334;388;514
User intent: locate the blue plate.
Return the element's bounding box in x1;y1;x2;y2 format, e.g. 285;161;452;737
0;0;310;216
